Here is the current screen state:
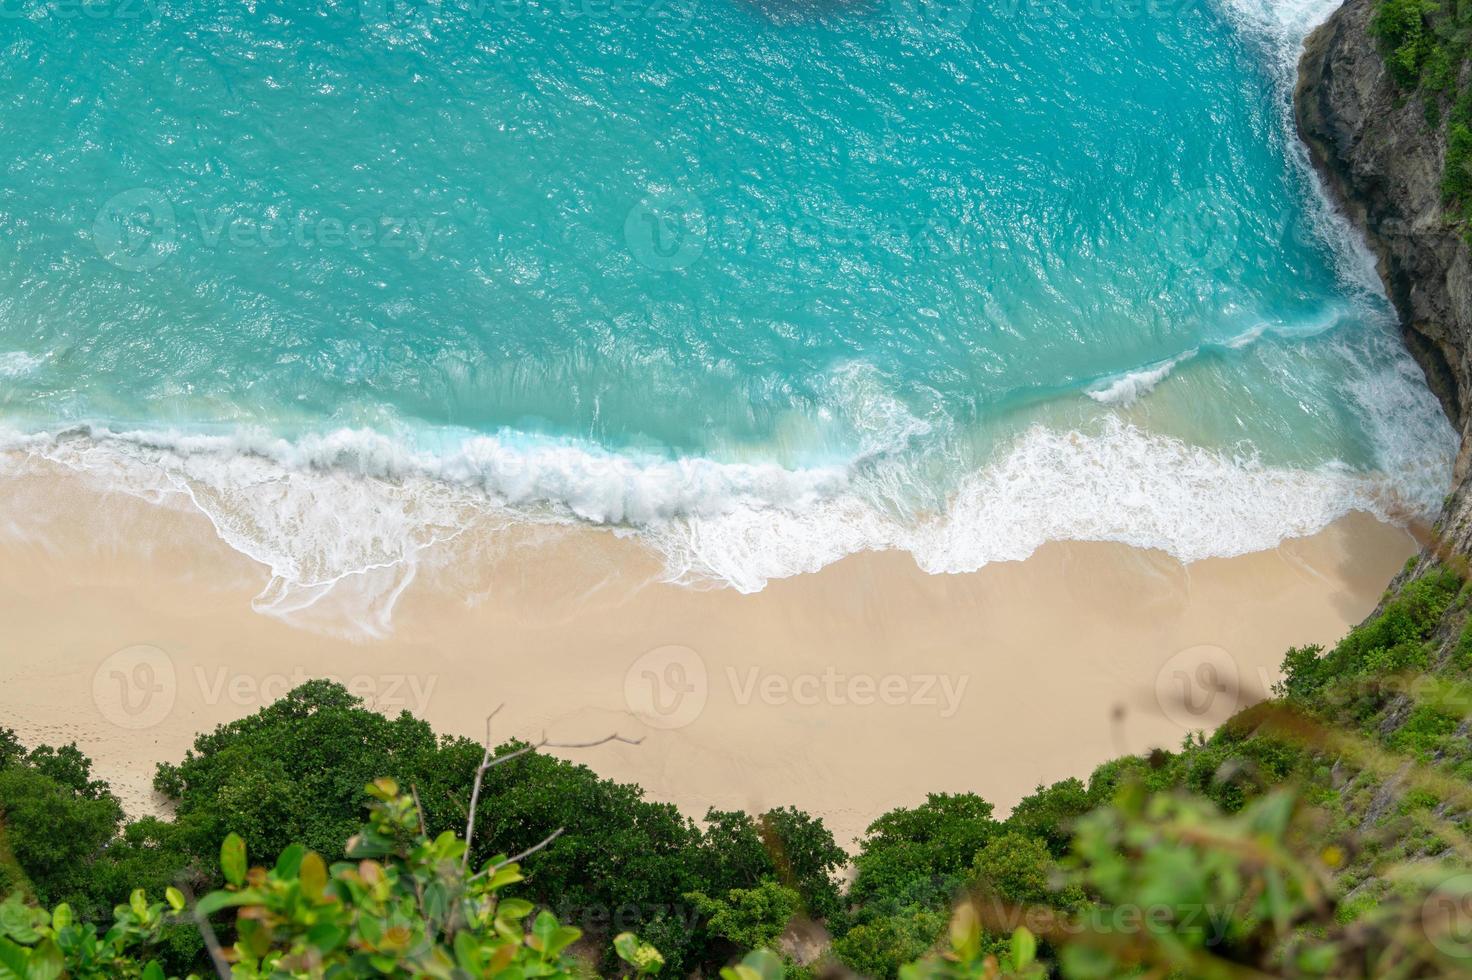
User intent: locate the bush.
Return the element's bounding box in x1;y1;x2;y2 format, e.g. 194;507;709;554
1371;0;1441;86
686;878;800;952
0;778;665;979
1278;568;1460;705
848;794;1000;912
0;738;124;918
830;906;947;978
1003;779;1090;858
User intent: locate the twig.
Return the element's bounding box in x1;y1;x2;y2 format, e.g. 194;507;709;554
472;827;568;880
460;705;642;870
185;886;232;979
410;783;427;836
462;704;507;871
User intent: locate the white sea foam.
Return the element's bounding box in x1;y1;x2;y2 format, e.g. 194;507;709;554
1215;0;1387;295
0;305;1455;633
0;358;1455;631
1086;352;1198;406
0;352;42;378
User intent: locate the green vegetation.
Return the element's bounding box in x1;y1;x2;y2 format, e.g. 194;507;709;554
8;558;1472;975
9;679;846;977
0;776;666;979
1372;0;1472;232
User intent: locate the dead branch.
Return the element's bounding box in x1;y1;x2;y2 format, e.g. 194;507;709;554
460;705;642;870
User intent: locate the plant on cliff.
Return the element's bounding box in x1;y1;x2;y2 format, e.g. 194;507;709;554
1372;0;1472;229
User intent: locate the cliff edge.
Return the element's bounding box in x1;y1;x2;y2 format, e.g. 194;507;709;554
1296;0;1472;546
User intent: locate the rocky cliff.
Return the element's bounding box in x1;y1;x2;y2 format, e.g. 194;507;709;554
1296;0;1472;548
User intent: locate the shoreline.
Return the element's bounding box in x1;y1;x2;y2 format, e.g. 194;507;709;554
0;467;1418;846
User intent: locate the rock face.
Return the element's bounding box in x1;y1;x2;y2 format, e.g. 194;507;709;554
1296;0;1472;548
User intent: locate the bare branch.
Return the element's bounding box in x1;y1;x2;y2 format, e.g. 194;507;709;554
184;885;232;980
459;706;640;870
541;731;645;751
462;704;506;871
410;783;427;836
471;827;567;880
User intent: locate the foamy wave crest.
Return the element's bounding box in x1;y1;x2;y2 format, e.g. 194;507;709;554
0;352;43;378
0;424;849;634
655;417;1447;591
1086;352;1197;406
0;402;1451;628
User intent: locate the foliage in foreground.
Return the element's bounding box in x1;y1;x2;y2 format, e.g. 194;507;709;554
0;776;666;979
8;771;1472;979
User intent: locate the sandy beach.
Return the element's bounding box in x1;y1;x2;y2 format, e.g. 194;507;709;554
0;465;1416;847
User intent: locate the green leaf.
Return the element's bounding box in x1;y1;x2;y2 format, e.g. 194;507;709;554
453;931;481;971
220;832;247;887
0;897;39;944
300;851;328;900
0;938;28;980
1011;926;1037;970
140;962;166;980
305;922;348;954
485;866;524;891
22;940;61;980
614;933;664;975
949;903;981;962
496;898;535;922
344;830;395;859
423;882;450;925
47;906;69;933
529;910;558;951
274;843;306;880
195;889;267;917
164;887;185;913
727;950;784;980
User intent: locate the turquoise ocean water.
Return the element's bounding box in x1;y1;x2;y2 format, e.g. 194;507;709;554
0;0;1458;623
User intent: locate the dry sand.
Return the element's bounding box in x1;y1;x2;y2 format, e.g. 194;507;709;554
0;469;1415;846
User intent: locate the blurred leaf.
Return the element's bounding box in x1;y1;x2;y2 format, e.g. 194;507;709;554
220;832;247;887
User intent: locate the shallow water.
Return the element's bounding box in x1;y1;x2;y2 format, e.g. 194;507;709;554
0;0;1456;621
